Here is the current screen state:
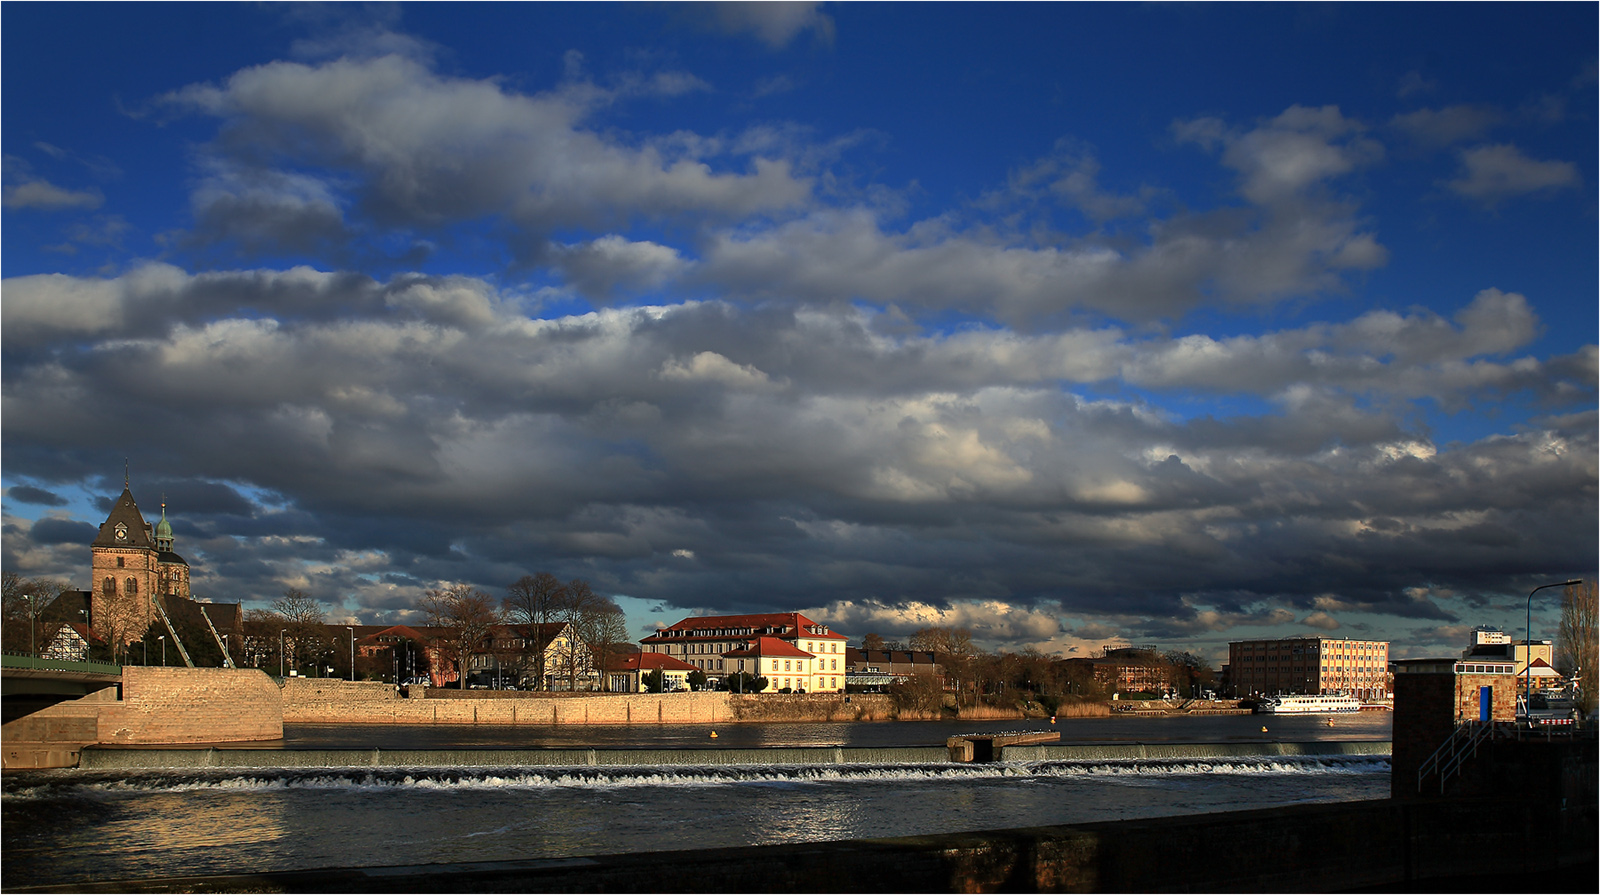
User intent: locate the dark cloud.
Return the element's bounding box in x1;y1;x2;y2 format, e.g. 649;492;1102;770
28;518;98;546
6;485;67;506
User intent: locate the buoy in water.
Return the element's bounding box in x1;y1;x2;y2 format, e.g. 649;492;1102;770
1326;718;1335;727
1261;726;1269;733
1050;716;1057;724
709;730;718;738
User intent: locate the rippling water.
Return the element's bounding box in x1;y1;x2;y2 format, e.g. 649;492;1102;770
1;713;1392;889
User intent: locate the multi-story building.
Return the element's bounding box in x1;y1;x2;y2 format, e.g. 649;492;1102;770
1063;647;1180;696
639;612;849;692
844;648;941;690
1227;637;1390;699
1460;628;1555;692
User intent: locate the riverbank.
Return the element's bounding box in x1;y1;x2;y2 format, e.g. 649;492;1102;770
284;679;1267;726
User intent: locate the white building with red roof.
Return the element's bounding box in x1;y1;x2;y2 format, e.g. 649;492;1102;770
605;652;697;693
639;611;849;692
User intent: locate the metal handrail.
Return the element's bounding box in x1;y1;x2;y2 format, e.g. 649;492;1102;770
0;653;123;675
1417;720;1500;794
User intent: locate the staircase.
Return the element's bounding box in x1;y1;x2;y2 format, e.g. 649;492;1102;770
1416;720;1504;795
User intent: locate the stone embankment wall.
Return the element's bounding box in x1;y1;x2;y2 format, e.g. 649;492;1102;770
282;685;908;725
3;667;283;767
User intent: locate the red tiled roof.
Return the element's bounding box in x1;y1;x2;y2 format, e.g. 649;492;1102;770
641;611;844;641
608;652;698;672
724;636;814;659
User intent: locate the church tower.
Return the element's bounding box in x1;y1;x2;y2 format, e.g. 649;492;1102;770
153;502;191;600
90;486;161;645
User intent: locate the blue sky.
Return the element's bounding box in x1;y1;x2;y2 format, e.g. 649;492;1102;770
3;3;1595;664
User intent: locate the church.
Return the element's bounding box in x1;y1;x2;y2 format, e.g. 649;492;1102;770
90;486;193;642
44;483;242;665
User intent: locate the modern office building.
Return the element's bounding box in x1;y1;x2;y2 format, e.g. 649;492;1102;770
1227;637;1390;699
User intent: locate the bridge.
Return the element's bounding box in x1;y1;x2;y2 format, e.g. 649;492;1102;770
0;653;122;726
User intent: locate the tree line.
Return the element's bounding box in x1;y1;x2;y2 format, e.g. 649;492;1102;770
861;624;1220;714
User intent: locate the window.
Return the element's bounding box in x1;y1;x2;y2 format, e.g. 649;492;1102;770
102;576;115;596
831;659;837;670
126;577;138;596
117;557;125;568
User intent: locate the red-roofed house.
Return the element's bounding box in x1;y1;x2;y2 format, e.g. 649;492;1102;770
606;651;697;693
640;612;849;692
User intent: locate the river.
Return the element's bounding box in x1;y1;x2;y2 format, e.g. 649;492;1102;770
2;712;1392;889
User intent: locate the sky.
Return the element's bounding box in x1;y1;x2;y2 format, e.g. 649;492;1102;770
3;2;1595;665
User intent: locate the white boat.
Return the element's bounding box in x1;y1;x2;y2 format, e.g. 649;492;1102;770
1257;694;1362;714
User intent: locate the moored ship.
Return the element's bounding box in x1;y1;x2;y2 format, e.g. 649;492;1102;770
1256;694;1363;714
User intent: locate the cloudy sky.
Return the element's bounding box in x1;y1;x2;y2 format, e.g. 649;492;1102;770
3;3;1595;663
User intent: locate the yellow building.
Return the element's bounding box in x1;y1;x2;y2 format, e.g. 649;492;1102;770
1228;637;1391;700
640;612;848;692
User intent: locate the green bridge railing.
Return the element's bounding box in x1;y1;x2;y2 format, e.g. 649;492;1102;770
0;652;122;675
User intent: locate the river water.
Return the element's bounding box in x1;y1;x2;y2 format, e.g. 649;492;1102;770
2;713;1391;889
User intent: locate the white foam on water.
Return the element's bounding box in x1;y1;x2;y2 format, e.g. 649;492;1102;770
2;755;1387;800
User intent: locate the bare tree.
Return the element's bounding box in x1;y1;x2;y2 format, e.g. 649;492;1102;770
861;632;888;650
1556;579;1597;715
911;625;975;704
272;588;329;676
420;584;501;689
2;572;65;656
503;572;566;689
555;578;604;690
574;594;628;690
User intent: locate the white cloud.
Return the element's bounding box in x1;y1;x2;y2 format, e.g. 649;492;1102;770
1176;105;1383;207
162;54;813;255
2;178;104;211
1389;104;1502;148
1447;144;1580;203
704;2;836;48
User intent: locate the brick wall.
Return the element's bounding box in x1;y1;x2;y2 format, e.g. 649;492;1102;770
1392;669;1519;798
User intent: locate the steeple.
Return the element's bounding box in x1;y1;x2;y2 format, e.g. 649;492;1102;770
155;501;174;553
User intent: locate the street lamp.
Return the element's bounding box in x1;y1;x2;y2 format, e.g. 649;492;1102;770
1525;580;1583;717
159;635;166;667
25;594;36;657
346;627;355;681
280;629;287;677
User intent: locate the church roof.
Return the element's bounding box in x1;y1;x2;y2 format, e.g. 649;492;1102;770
157;550;189;567
92;488;155;549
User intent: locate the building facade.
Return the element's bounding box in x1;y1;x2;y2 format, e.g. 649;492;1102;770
844;648;941;690
639;612;849;692
1227;637;1391;699
1460;629;1554;691
1063;648;1180;696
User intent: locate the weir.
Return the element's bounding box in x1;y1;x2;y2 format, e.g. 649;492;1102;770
77;740;1388;770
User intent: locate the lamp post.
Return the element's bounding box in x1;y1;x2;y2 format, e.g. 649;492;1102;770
26;594;36;657
346;627;355;681
1525;580;1583;718
159;635;166;667
280;629;287;677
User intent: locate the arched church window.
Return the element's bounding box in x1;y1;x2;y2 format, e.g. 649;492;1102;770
102;576;115;596
126;577;138;596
